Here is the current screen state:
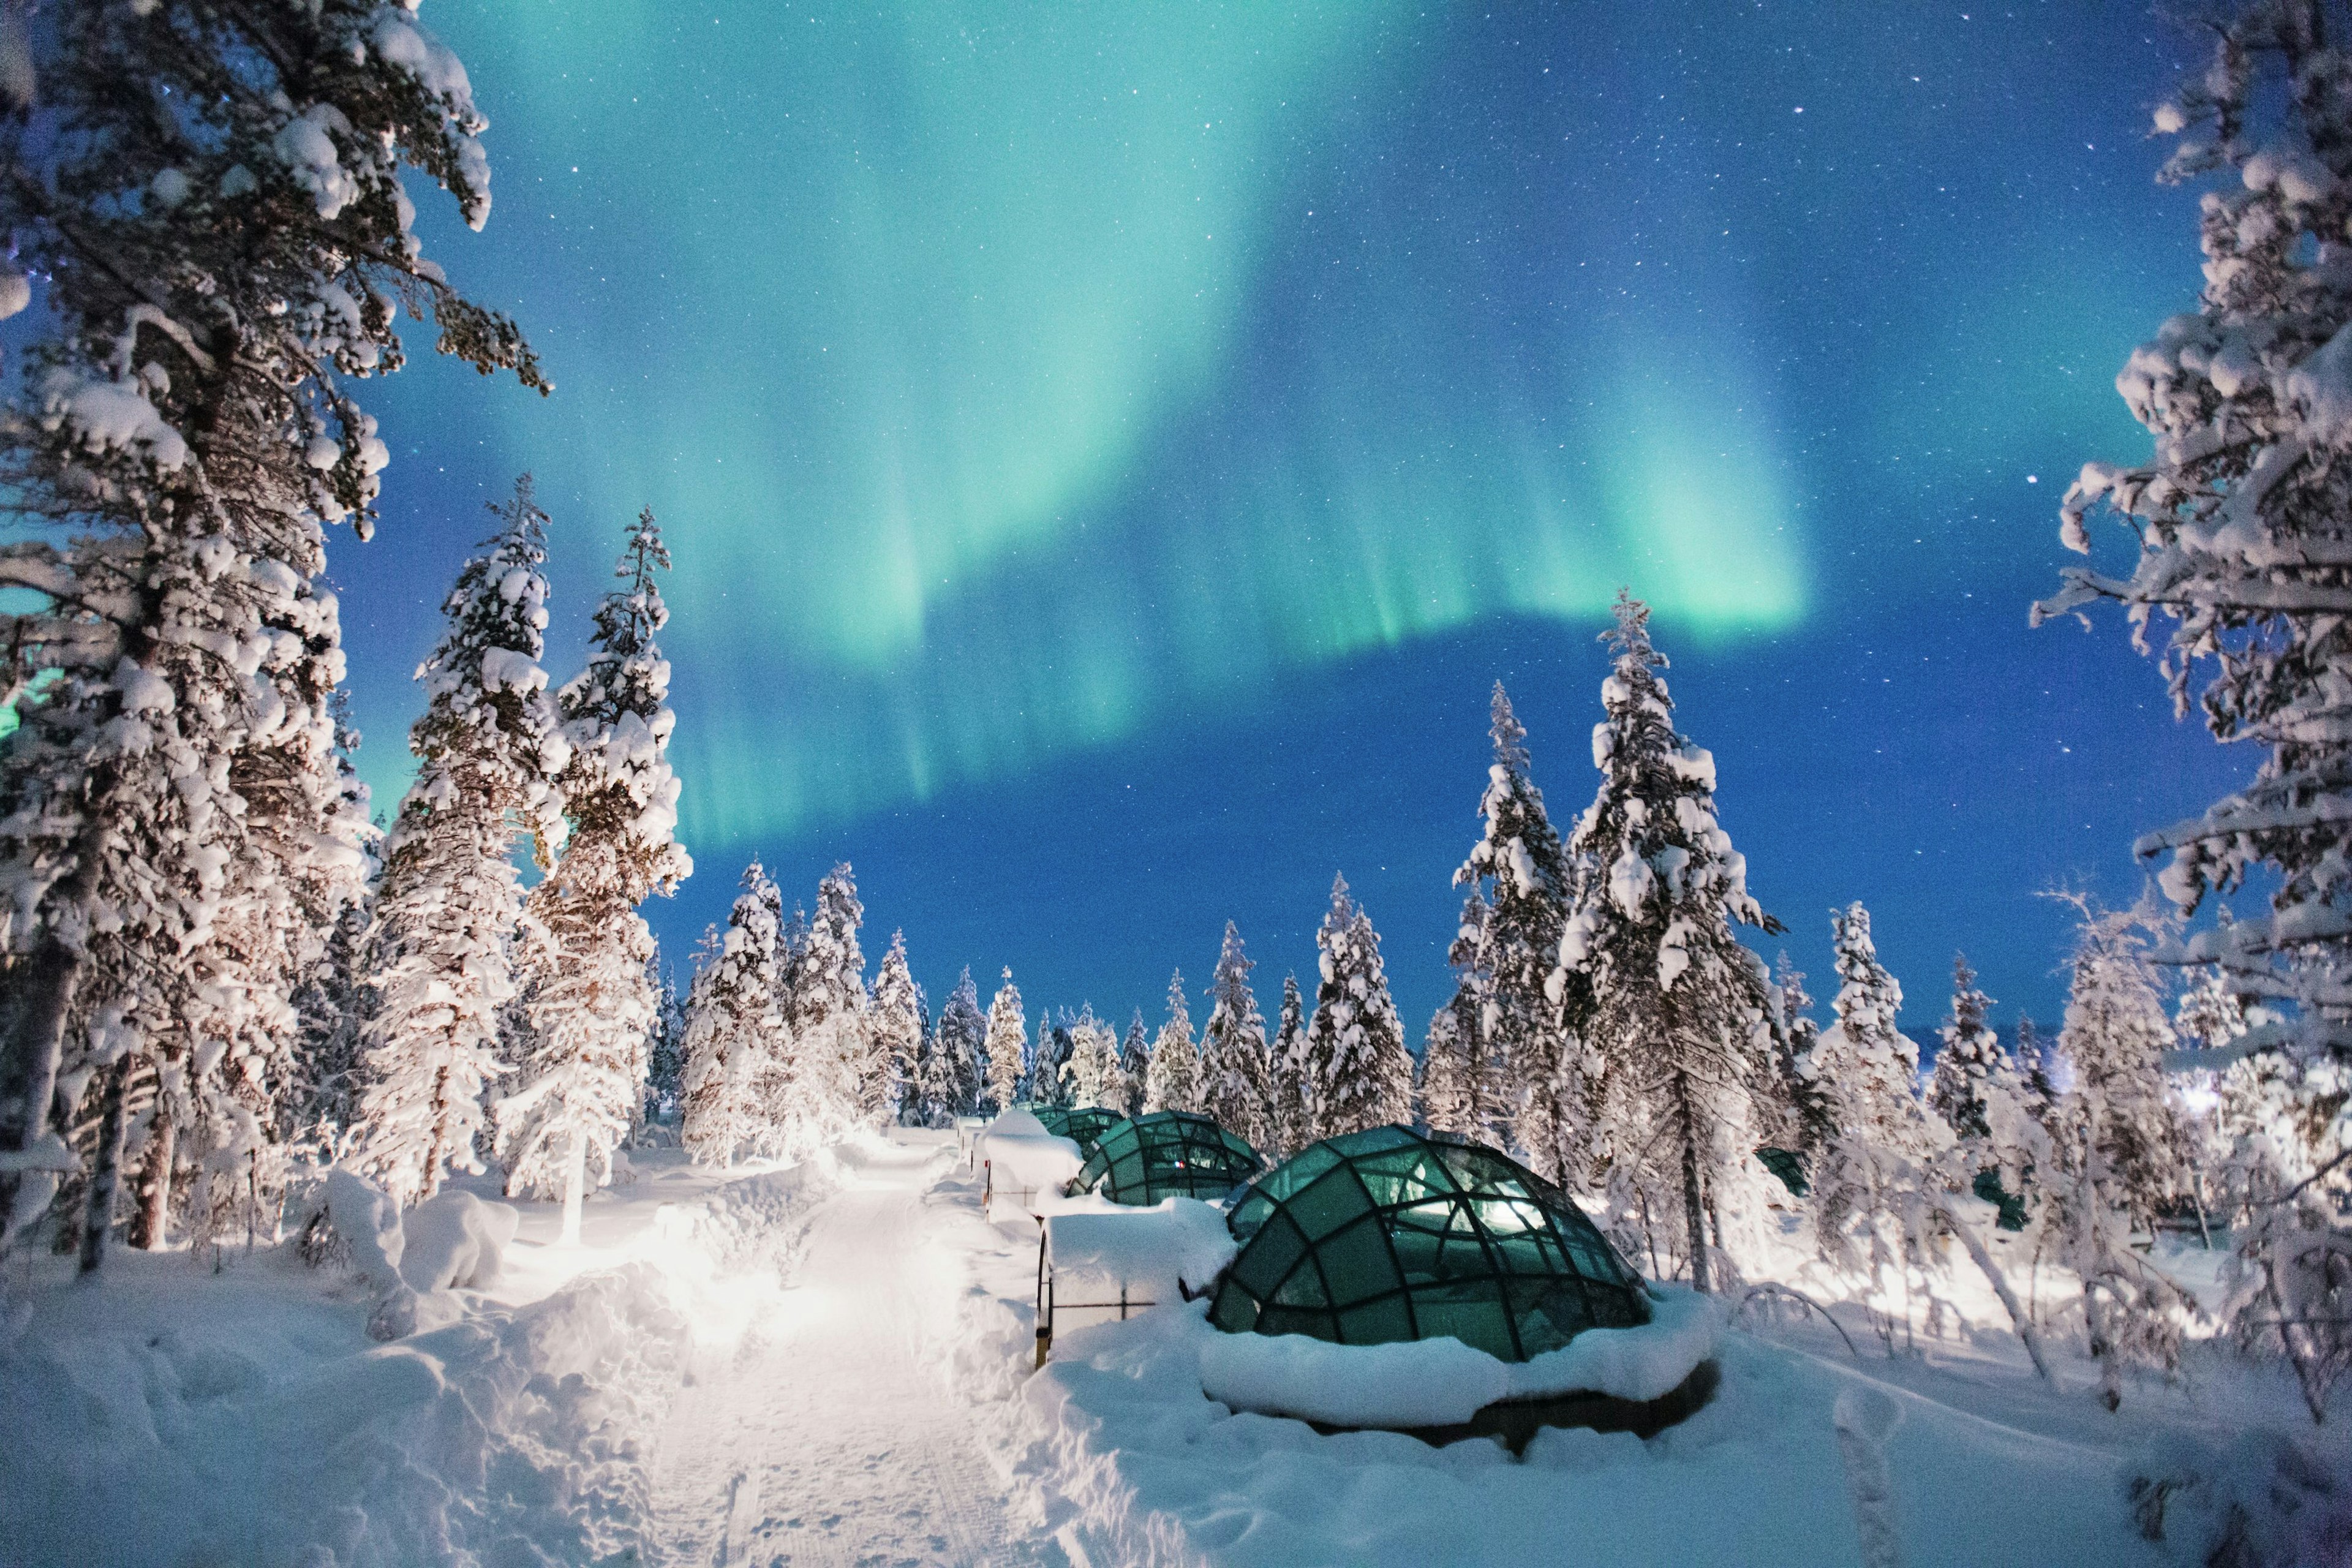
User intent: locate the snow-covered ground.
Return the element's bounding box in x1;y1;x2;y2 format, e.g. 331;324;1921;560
3;1135;2342;1567
644;1136;1063;1567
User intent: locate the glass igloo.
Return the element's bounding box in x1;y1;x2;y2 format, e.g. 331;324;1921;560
1028;1105;1126;1158
1072;1111;1264;1205
1208;1126;1649;1360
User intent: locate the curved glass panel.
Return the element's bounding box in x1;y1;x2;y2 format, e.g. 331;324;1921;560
1208;1126;1651;1362
1029;1104;1127;1158
1072;1111;1265;1205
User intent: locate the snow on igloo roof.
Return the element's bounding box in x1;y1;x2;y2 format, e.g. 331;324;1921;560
1073;1111;1265;1205
1209;1126;1650;1362
1028;1104;1126;1158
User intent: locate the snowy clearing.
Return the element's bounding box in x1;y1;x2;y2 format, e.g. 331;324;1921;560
4;1133;2344;1568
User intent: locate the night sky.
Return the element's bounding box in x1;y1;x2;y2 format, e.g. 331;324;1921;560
344;1;2247;1039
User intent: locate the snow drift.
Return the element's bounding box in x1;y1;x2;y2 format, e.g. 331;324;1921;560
1196;1286;1721;1428
0;1153;835;1568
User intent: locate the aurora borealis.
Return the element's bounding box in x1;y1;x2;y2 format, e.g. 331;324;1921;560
347;2;2250;1029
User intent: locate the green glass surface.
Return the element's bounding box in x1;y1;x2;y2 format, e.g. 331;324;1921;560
1208;1126;1650;1363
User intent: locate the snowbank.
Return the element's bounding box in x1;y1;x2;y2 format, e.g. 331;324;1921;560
399;1188;519;1294
312;1170;522;1340
0;1250;686;1567
0;1148;839;1568
993;1300;2193;1568
1046;1197;1236;1304
1194;1287;1719;1428
1201;1326;1507;1427
1504;1286;1721;1404
979;1109;1085;1219
921;1156;2346;1568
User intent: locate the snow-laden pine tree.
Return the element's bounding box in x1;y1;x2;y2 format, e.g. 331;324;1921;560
2052;900;2190;1229
771;864;872;1148
1144;971;1199;1114
0;0;538;1257
2177;968;2248;1054
646;963;687;1126
1806;904;1944;1273
2015;1015;2060;1115
983;970;1028;1112
1064;1006;1122;1110
352;483;567;1206
2038;1;2352;1417
1927;953;2040;1194
1927;956;1999;1138
1300;876;1414;1142
291;895;374;1138
1420;998;1473;1137
1268;973;1310;1157
680;867;783;1167
1550;594;1780;1292
0;0;538;1260
1118;1011;1151;1118
498;510;688;1240
925;968;989;1124
1423;895;1506;1144
870;931;922;1129
2042;899;2200;1411
1032;1011;1076;1109
1771;952;1834;1161
1453;684;1578;1177
1197;922;1274;1151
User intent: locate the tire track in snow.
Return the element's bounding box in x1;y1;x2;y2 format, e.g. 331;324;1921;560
649;1147;1063;1567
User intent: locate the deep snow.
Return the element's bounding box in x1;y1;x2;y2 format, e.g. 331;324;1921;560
644;1136;1066;1567
3;1133;2343;1568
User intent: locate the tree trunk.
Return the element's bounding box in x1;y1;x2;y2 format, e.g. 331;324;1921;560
0;813;109;1250
418;1058;453;1204
559;1130;586;1246
78;1055;130;1275
132;1104;176;1250
1674;1070;1711;1294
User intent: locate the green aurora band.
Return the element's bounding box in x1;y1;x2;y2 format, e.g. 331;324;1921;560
383;0;2173;846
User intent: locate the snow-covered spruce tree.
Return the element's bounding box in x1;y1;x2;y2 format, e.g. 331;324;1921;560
2052;897;2192;1227
1805;904;1943;1273
1268;973;1310;1157
923;968;988;1123
1064;1006;1121;1110
1424;895;1506;1144
1144;971;1199;1114
1550;594;1780;1292
2042;898;2200;1411
2041;899;2200;1413
0;1;539;1259
982;970;1028;1112
497;509;688;1239
2037;2;2352;1418
1032;1009;1076;1108
870;931;922;1129
1118;1011;1150;1118
1927;953;2040;1191
1197;921;1274;1150
1454;684;1578;1178
1420;997;1473;1136
2177;967;2249;1054
1771;952;1835;1161
769;863;871;1149
646;962;687;1126
1300;876;1414;1143
351;482;566;1206
680;866;782;1167
290;894;374;1139
2014;1014;2060;1115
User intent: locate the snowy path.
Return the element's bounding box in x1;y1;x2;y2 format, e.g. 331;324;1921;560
647;1144;1063;1568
